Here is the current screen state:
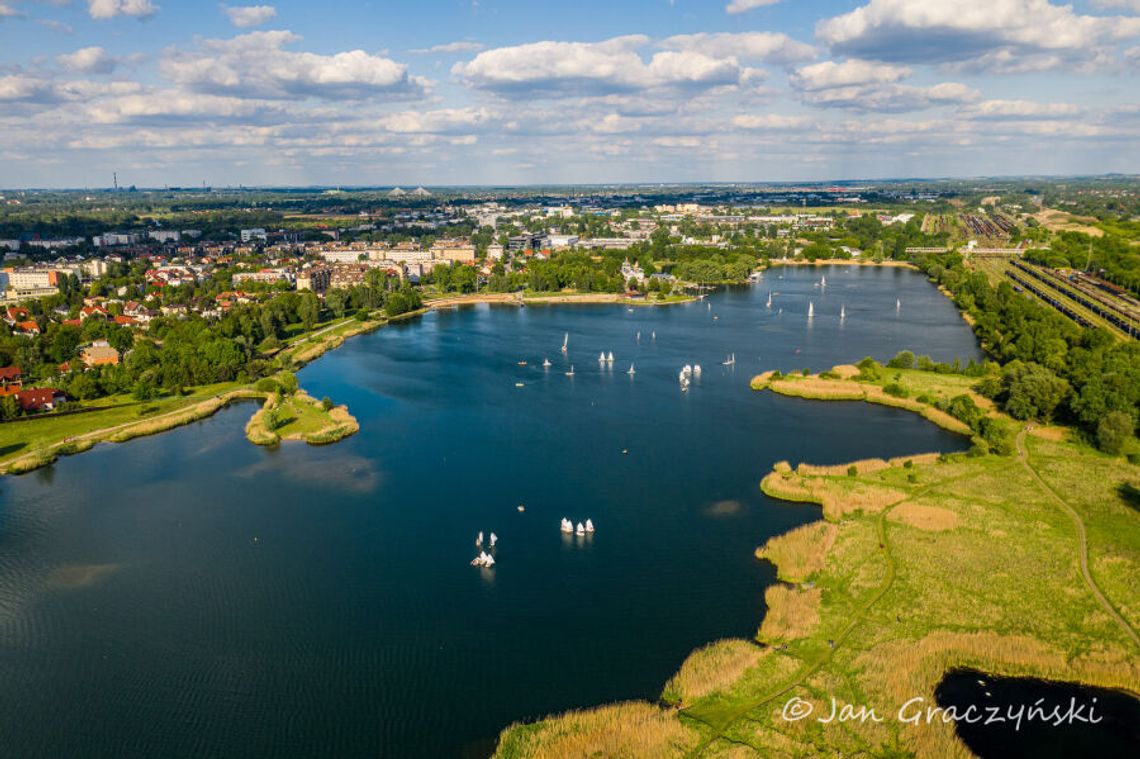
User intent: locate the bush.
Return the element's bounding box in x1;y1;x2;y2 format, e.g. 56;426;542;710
903;459;913;469
887;350;916;369
907;472;918;483
883;383;908;398
1096;411;1135;455
854;356;881;382
278;372;299;395
847;465;858;477
256;378;280;394
819;370;840;380
321;396;334;411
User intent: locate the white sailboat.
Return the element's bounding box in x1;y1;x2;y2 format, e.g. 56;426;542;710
766;291;772;309
820;275;827;288
808;302;815;320
636;331;641;342
599;351;606;363
576;522;586;536
543;358;552;367
722;353;735;366
562;333;568;353
561;518;574;533
566;365;575;377
840;305;846;323
585;519;595;533
476;531;483;547
627;363;636;375
896;299;901;313
651;331;656;341
607;351;614;363
489;532;498;547
693;364;702;376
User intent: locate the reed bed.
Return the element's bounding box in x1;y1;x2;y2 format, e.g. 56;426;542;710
495;701;694;759
758;585;821;643
662;639;766;704
889;502;960;531
755;521;838;583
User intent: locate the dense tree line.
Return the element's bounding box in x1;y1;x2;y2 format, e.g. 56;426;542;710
916;252;1140;451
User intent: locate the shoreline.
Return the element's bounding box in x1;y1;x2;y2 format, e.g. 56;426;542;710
767;258;918;270
495;366;1140;757
0;290;696;476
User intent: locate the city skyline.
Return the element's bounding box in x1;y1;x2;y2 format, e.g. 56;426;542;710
2;0;1140;187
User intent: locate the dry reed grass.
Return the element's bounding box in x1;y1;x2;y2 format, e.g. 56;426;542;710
495;701;694;759
889;502;960;531
662;639;767;703
756;521;838;582
758;585;822;643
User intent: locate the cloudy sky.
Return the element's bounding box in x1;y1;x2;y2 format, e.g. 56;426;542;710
1;0;1138;187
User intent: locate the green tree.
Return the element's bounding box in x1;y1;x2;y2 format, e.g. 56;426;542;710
1096;411;1134;455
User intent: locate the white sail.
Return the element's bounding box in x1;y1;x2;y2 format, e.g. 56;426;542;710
821;275;826;288
576;522;585;535
808;302;814;319
476;531;483;546
766;291;772;308
608;352;614;363
636;331;641;342
599;351;606;362
693;364;702;375
628;363;635;375
543;358;551;367
840;305;846;321
562;333;568;352
566;365;575;376
561;518;573;533
585;519;594;532
896;299;901;312
489;532;498;547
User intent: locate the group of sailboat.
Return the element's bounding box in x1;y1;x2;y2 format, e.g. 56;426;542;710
598;351;615;364
679;363;700;390
560;518;595;536
471;530;499;567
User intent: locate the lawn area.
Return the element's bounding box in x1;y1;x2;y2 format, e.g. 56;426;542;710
0;381;247;468
494;368;1140;758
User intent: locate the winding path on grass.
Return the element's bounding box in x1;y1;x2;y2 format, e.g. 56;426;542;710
1015;428;1140;648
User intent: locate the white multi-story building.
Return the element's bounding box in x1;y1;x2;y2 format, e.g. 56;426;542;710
94;233;142;247
149;230;181;243
240;228;268;243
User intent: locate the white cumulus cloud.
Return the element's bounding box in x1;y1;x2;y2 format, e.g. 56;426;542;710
222;5;276;28
726;0;781;15
88;0;158;20
57;46;119;74
453;35;746;97
659;32;816;65
817;0;1140;71
161;30;426;100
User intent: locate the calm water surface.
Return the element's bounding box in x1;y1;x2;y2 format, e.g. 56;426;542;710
0;267;982;757
936;669;1140;757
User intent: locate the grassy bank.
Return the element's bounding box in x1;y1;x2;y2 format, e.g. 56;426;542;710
245;390;359;446
494;368;1140;758
0;314;384;475
0;385;263;475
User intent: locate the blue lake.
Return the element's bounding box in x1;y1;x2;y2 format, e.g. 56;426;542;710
0;265;982;757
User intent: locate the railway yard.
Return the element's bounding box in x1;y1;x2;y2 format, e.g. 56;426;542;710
969;254;1139;340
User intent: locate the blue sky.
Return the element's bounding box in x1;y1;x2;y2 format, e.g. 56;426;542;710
1;0;1138;187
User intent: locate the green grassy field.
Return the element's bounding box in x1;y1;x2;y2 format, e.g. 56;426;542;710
0;381;248;467
494;368;1140;758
